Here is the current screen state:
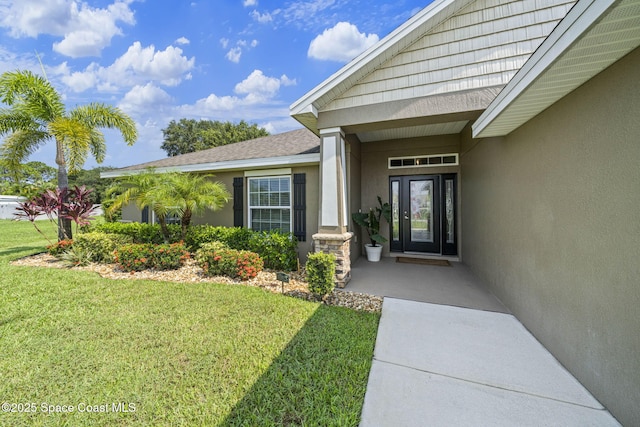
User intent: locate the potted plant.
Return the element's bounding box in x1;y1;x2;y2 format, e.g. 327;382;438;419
352;196;391;262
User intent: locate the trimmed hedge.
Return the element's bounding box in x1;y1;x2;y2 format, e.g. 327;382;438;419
92;222;181;244
306;252;336;296
92;223;298;271
114;242;190;272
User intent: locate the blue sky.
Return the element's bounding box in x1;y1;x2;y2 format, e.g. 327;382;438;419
0;0;426;169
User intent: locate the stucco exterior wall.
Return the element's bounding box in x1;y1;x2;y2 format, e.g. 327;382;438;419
346;134;362;262
359;134;460;257
460;47;640;426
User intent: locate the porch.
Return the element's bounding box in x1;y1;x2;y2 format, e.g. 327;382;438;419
343;256;508;313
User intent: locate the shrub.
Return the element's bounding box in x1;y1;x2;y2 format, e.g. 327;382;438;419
306;252;336;296
154;243;190;270
248;231;298;271
73;232;133;263
47;239;74;257
114;242;189;272
196;247;263;280
185;225;253;252
91;222;180;244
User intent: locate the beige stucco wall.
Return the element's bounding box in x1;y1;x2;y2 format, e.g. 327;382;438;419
460;47;640;426
120;165;320;263
346;134;362;262
357;134;460;257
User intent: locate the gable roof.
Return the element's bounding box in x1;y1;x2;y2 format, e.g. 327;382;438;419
102;128;320;178
290;0;474;132
473;0;640;137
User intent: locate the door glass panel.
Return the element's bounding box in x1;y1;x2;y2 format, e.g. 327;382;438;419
410;180;433;242
445;179;454;244
391;181;400;241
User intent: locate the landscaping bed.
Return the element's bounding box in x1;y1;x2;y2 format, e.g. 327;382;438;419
11;253;383;313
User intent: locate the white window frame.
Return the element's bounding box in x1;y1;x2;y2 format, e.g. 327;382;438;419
247;175;293;233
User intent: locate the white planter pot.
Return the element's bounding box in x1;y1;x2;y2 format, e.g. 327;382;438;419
364;244;383;262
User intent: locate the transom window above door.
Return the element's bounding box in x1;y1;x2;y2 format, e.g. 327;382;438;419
248;176;291;232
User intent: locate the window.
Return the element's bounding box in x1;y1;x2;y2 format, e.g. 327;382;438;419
248;176;291;232
388;153;459;169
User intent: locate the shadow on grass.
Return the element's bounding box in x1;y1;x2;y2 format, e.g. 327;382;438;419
0;246;45;259
221;303;379;427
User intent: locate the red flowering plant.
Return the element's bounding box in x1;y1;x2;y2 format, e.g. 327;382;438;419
196;246;263;280
114;242;190;272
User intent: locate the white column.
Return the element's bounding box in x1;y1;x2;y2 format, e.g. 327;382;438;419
319;127;347;232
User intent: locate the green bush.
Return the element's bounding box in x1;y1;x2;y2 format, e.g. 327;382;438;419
91;222;180;244
187;226;297;270
185;225;253;252
248;231;298;271
196;247;263;280
306;252;336;296
73;232;133;263
47;239;74;257
114;242;189;272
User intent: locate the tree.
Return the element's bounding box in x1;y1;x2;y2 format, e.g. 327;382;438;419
0;160;57;197
156;172;230;240
106;169;230;241
68;166;117;205
0;69;137;240
106;169;172;242
160;119;269;157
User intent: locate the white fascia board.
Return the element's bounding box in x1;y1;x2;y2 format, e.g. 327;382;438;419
289;0;461;117
100;153;320;178
472;0;617;138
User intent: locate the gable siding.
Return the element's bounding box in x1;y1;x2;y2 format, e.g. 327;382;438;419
324;0;575;112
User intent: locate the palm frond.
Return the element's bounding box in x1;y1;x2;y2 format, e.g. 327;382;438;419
49;117;92;173
88;129;107;164
0;70;65;121
0;110;42;136
71;103;138;145
0;130;51;172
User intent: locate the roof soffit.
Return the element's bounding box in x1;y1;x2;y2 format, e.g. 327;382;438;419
473;0;640;138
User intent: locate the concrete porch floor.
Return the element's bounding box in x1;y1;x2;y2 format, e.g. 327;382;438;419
345;256;621;426
343;256;509;313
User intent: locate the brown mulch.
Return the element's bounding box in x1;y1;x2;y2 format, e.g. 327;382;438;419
11;253;382;313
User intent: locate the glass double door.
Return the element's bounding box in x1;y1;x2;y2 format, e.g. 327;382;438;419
389;174;457;255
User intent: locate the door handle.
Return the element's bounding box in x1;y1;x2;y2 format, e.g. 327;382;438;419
404;211;409;220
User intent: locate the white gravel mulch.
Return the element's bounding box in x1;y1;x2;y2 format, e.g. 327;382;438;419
11;253;382;313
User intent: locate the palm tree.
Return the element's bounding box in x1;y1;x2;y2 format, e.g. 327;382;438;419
107;170;230;241
158;172;231;240
106;169;172;242
0;69;137;239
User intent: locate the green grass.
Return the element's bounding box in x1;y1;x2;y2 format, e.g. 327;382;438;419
0;220;380;426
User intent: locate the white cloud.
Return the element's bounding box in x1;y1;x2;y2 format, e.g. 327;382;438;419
118;83;172;115
226;47;242;63
243;0;257;6
175;37;190;45
178;70;296;118
0;0;136;58
250;10;272;23
220;38;229;49
308;21;378;62
59;41;195;92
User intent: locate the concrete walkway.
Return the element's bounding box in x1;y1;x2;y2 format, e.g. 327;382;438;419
348;258;621;426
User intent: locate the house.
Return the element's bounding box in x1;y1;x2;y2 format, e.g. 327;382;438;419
106;0;639;424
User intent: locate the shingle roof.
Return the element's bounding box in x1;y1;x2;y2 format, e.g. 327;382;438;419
114;127;320;172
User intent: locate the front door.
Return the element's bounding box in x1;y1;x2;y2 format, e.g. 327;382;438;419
390;174;457;255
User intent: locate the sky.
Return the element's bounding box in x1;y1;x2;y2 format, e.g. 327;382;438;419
0;0;427;169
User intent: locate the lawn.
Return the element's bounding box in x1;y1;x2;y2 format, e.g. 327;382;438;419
0;220;380;426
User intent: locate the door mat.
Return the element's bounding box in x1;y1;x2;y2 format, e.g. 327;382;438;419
395;257;451;267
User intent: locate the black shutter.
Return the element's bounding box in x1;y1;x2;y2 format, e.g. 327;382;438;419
141;206;149;224
233;177;243;227
293;173;306;242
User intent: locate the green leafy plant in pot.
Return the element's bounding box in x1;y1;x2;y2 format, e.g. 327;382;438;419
352;196;391;262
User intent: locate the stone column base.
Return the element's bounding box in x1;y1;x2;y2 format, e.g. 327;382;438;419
312;232;354;288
